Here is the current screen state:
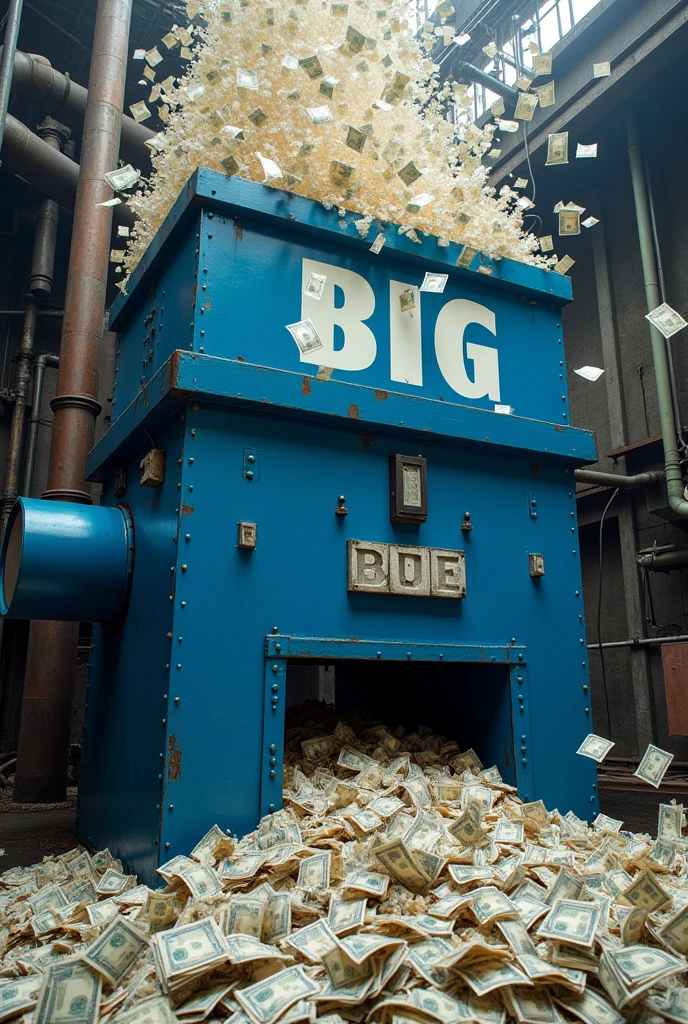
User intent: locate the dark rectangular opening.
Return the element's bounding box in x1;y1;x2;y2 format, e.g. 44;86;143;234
285;657;516;786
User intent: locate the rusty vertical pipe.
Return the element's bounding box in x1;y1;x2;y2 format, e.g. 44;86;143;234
13;0;133;804
0;121;67;530
0;0;24;155
0;297;37;527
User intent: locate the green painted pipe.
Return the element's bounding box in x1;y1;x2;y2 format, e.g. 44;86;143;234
626;111;688;518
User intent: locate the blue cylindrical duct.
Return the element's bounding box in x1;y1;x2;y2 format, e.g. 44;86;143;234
0;498;133;621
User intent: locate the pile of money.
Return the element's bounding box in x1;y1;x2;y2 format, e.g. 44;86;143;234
120;0;556;284
1;706;686;1024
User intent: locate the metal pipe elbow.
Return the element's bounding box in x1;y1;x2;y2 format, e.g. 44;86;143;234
0;497;134;621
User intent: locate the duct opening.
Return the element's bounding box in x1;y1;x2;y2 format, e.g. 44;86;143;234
284;657;516;786
2;505;24;613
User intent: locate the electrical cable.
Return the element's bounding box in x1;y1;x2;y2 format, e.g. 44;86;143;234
521;118;536;205
597;487;619;739
643;566;683;636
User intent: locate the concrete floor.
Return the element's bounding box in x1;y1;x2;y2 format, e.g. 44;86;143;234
0;787;675;873
1;806;79;869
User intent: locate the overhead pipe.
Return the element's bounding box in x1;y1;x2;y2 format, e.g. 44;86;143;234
22;352;58;497
626;111;688;519
588;634;688;649
643;148;687;459
1;112;134;228
13;0;134;805
4;48;154;168
0;118;68;531
0;0;25;155
448;60;519;103
636;549;688;569
575;469;664;489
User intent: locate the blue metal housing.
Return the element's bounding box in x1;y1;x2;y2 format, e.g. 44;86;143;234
5;171;599;883
0;498;132;622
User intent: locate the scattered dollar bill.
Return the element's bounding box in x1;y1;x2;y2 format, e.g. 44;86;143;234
237;68;259;89
582;215;599;228
536;80;556;106
574;366;604;382
420;272;448;293
399;287;416;312
538;899;600;948
456;245;478;268
304;272;327;300
129;102;151;123
514;92;538;120
104;165;140;191
546;132;569;165
576;733;615;761
33;960;102;1024
82;916;149;986
553;255;575;276
645;303;688;340
593;61;611;77
559;209;580;235
634;743;674;787
306;104;334;124
576;142;598;158
235;965;320;1024
621;868;672;912
658;802;683;839
397;161;423;186
285;319;324;354
532;52;552;76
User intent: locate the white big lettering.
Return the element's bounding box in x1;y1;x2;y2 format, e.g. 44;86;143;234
301;258;377;370
434;299;501;402
389;280;423;386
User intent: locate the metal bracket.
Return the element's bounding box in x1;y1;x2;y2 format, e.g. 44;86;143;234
510;663;533;801
260;659;286;816
243;447;260;481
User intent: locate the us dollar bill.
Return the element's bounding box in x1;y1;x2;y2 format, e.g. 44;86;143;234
0;975;43;1022
634;743;674;787
235;965;320;1024
658;802;683;839
537;899;600;948
82;917;149;987
109;995;176;1023
34;960;102;1024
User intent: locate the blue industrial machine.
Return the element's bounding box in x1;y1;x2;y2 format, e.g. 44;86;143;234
1;170;598;883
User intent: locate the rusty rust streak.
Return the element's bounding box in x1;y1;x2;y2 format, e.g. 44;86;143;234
348;404;360;420
302;376;312;396
374;390;388;402
360;434;374;452
204;300;211;311
168;735;182;781
554;424;564;433
236;226;243;241
530;463;540;476
237;355;244;362
181;503;194;516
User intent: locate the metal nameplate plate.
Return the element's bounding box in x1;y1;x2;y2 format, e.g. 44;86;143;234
347;540;466;599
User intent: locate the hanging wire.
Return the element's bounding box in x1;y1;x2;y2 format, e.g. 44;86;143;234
597;487;620;739
521;119;536;206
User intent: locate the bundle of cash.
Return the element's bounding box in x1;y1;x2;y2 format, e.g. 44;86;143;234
1;707;686;1024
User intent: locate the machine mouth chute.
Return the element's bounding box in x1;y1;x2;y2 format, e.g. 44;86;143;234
0;497;134;622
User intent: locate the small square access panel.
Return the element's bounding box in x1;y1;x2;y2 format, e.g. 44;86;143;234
389;454;428;524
